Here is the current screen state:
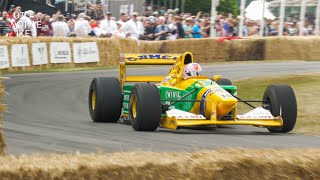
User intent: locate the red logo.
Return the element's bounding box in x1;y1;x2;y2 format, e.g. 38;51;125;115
193;63;199;70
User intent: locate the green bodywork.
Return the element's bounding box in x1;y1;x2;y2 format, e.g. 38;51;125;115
122;79;237;116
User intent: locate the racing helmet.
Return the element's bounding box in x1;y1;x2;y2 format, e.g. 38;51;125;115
183;63;202;79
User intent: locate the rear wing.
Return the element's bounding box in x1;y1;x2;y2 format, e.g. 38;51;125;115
119;53;194;87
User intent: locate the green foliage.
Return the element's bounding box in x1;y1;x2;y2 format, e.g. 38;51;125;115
184;0;240;16
217;0;240;16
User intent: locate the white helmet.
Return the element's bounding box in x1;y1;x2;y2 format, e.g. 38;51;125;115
183;63;202;79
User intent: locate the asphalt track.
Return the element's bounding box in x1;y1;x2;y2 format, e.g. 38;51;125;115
3;61;320;154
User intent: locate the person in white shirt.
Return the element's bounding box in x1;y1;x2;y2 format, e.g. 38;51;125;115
74;13;92;37
52;15;69;37
99;12;117;37
16;10;34;37
122;12;144;40
117;12;127;26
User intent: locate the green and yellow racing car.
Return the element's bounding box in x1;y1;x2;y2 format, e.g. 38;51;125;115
88;52;297;133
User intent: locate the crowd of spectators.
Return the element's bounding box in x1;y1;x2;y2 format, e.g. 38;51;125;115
0;4;317;39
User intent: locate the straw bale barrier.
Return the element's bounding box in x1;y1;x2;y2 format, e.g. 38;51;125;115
0;78;5;155
0;148;319;179
264;36;320;61
1;37;320;73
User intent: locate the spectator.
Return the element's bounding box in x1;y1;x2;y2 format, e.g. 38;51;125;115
117;13;127;26
52;15;69;37
99;12;117;37
141;19;155;40
154;16;169;40
167;15;178;40
113;22;126;38
67;18;76;36
219;18;227;37
183;17;194;38
95;3;105;20
123;12;144;41
0;11;13;36
74;13;91;37
192;19;204;38
41;15;53;36
16;10;34;36
174;16;185;39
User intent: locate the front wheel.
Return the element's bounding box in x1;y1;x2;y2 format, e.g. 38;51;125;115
262;85;297;133
129;83;161;131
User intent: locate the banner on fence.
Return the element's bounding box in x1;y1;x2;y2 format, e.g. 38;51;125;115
32;43;48;65
50;42;71;63
11;44;30;67
0;46;9;69
73;42;99;63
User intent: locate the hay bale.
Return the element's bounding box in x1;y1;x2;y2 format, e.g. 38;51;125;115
0;79;5;155
160;38;229;63
140;41;163;53
0;149;319;179
264;36;320;61
228;38;266;61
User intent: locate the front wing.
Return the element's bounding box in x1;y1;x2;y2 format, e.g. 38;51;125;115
160;108;283;129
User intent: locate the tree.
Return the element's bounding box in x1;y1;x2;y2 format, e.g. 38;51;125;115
184;0;240;16
217;0;239;16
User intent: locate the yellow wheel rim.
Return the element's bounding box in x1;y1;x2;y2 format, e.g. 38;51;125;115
91;89;96;110
131;95;137;118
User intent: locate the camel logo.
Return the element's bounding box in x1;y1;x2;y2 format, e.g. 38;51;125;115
166;91;181;98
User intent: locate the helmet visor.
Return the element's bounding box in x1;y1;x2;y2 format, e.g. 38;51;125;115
186;70;202;77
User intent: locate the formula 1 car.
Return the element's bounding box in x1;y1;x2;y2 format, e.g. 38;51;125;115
88;52;297;133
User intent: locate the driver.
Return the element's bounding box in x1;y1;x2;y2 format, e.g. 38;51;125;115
183;63;203;79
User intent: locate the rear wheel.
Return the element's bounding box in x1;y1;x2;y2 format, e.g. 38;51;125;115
216;78;232;85
129;84;161;131
89;77;122;122
262;85;297;133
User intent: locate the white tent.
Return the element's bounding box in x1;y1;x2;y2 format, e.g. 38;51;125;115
245;0;276;20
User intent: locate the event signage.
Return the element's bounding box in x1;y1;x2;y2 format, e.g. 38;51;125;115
0;46;9;69
11;44;30;67
32;43;48;65
73;42;99;63
50;42;71;63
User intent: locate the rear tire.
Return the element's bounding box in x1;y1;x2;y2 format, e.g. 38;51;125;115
262;85;297;133
216;78;232;85
129;84;161;131
89;77;122;122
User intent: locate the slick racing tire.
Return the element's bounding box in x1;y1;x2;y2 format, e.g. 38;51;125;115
89;77;122;123
216;78;232;85
129;83;161;131
262;85;297;133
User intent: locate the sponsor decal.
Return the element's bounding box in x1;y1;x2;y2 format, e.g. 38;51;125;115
165;91;181;98
237;107;275;120
161;76;171;83
126;54;178;61
176;115;206;119
192;63;200;70
123;94;130;101
123;103;128;109
167;109;206;120
200;89;212;116
211;87;234;99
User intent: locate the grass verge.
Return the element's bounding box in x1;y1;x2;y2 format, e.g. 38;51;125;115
234;73;320;136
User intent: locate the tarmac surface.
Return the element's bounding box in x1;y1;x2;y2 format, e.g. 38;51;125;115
3;61;320;154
